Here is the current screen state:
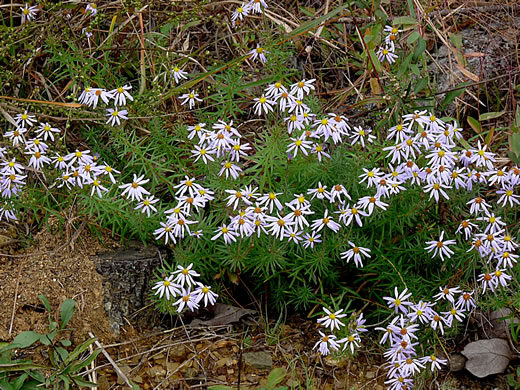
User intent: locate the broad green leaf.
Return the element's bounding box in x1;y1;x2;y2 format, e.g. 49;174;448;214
479;111;505;121
407;31;420;45
60;340;71;347
511;132;520;156
467;116;481;133
56;347;69;362
60;299;75;329
266;368;286;390
440;86;466;109
414;77;428;94
449;33;463;49
12;332;40;349
0;379;14;390
0;362;45;372
413;37;426;60
409;64;420;76
515;104;520;127
392;16;417;25
69;349;101;373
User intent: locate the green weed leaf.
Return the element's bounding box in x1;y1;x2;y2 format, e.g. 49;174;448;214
60;299;75;329
479;111;505;121
266;367;286;390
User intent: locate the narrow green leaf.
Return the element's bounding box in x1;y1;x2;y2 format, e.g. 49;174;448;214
38;295;52;313
208;386;233;390
64;338;97;366
479;111;505;121
392;16;417;25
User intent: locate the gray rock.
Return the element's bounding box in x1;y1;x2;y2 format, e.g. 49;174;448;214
461;339;512;378
449;353;466;372
243;351;273;370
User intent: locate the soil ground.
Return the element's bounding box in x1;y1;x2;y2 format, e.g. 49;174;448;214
0;222;514;389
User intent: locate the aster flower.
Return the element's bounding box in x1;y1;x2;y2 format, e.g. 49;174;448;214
248;0;268;14
153;222;176;245
173;287;200;312
253;95;275;115
110;85;134;106
135;195;159;217
5;127;27;146
172;264;200;287
424;231;456;261
35;122;60;141
302;232;322;249
231;3;251;26
152;275;181;300
171;66;188;84
15;110;37;128
20;3;38;24
85;3;97;15
287;134;312;157
420;354;447;372
383;287;413;314
377;45;398;64
313;331;340;356
211;224;238;245
340;242;371;268
351;126;376;147
119;174;150;201
248;45;269;64
87;88;114;109
194;283;218;307
179;90;202;109
191;144;216;164
105;108;128;126
218;161;242;180
290;79;316;100
433;285;461;304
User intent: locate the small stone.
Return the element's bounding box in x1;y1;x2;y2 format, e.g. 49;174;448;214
375;385;384;390
116;366;131;385
449;353;466;372
365;371;376;379
166;362;180;372
169;344;187;361
243;351;273;370
132;375;143;384
96;374;110;390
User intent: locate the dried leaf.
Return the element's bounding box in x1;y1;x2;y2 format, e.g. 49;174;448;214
461;339;512;378
190;304;256;327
